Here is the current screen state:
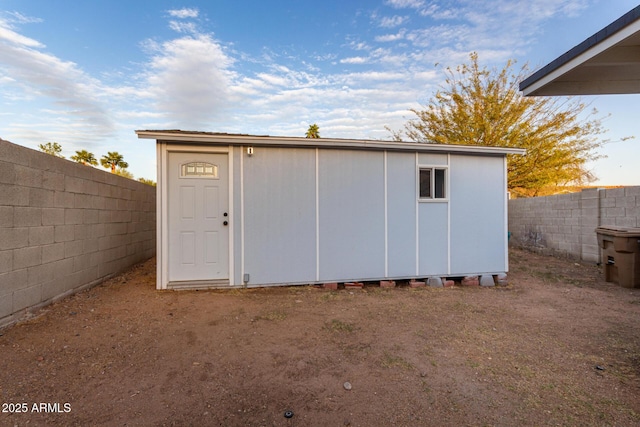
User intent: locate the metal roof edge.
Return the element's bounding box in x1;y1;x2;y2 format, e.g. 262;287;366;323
519;5;640;93
135;130;526;156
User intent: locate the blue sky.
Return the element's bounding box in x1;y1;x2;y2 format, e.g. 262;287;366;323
0;0;638;184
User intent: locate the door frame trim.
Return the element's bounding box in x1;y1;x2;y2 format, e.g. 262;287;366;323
158;144;233;290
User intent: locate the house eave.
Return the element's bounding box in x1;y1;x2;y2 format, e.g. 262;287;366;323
520;6;640;96
136;130;526;156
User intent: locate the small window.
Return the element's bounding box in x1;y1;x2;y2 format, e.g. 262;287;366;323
419;167;447;200
419;169;432;198
434;168;445;198
180;162;218;178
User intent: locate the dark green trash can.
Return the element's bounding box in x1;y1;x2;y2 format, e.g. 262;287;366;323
595;226;640;288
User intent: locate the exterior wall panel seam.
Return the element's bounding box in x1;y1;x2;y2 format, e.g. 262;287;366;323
315;148;320;282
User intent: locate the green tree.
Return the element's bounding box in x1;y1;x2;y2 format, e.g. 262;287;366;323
38;142;64;158
305;124;320;138
138;178;156;186
389;53;606;197
113;168;134;179
100;151;129;173
71;150;98;166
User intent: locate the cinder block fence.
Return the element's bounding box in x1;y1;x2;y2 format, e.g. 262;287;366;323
508;187;640;263
0;139;156;328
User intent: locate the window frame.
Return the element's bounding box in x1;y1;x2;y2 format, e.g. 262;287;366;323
417;165;448;202
179;162;219;179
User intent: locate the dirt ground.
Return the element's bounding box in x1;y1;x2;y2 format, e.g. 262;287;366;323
1;248;639;427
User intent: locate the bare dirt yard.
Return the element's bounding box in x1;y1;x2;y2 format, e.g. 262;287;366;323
1;248;639;426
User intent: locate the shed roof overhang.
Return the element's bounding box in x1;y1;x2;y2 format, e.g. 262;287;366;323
520;6;640;96
136;130;526;156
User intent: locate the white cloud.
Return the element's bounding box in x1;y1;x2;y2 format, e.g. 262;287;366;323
0;75;16;84
347;40;371;51
255;72;290;87
168;8;199;19
5;11;43;24
169;20;198;34
314;52;338;62
0;25;44;48
226;59;438;141
418;3;461;19
340;56;368;64
405;24;470;48
0;19;115;142
344;71;407;82
379;15;407;28
375;30;406;42
114;110;165;119
559;1;590;17
385;0;424;9
381;0;594;67
143;34;236;129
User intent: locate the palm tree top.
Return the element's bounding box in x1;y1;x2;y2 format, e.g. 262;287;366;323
305;124;320;138
100;151;129;173
71;149;98;166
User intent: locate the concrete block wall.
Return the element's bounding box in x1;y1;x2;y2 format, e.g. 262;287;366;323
508;187;640;263
0;139;156;328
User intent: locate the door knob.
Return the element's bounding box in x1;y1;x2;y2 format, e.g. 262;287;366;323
223;221;228;226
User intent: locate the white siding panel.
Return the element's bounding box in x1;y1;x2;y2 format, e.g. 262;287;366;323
243;147;317;284
449;155;506;274
387;152;417;276
418;202;449;275
318;150;385;281
233;147;243;285
418;153;448;165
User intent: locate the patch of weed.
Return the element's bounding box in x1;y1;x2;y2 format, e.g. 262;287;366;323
323;319;356;333
341;342;372;358
366;287;393;297
532;270;564;282
567;278;584;287
381;351;414;370
320;292;341;302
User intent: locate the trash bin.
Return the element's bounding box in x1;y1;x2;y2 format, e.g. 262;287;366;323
595;226;640;288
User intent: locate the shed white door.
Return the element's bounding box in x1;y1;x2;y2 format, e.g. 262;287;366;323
168;152;229;282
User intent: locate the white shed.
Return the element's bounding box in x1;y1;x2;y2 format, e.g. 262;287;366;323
136;130;524;289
